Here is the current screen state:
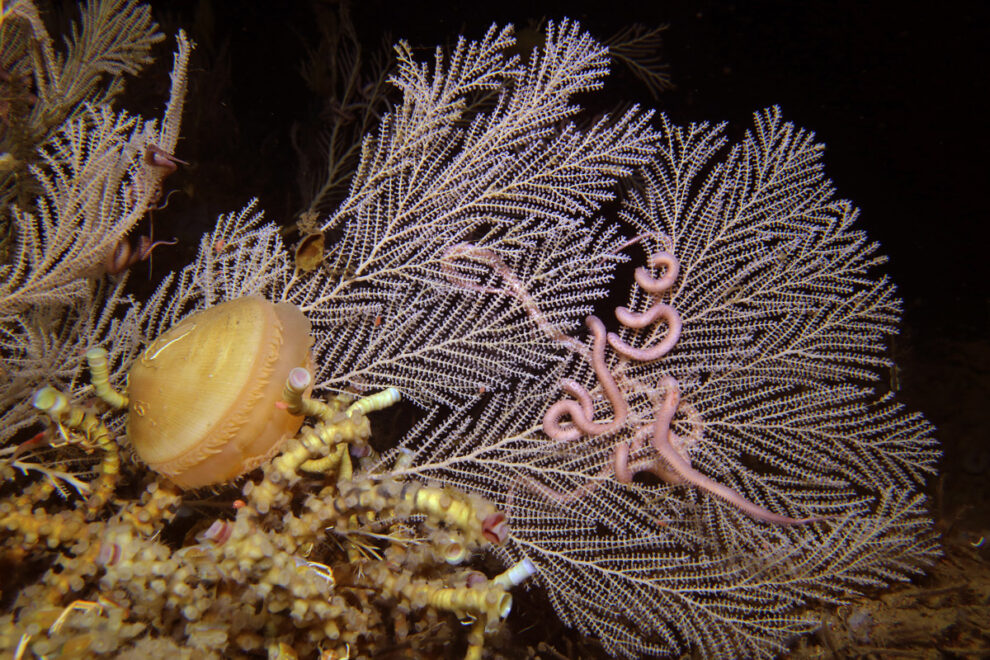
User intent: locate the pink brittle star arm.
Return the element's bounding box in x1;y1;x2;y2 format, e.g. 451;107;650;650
441;243;589;357
612;426;686;485
608;252;683;362
543;316;628;442
649;376;822;525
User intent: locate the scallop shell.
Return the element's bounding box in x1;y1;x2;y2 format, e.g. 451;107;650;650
127;296;313;488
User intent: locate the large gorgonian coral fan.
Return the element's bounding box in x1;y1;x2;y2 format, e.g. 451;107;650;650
1;13;938;660
393;108;940;657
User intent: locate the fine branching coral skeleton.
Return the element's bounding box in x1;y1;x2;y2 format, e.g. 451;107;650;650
1;6;938;660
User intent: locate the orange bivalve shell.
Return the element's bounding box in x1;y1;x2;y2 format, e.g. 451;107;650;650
127;296;313;488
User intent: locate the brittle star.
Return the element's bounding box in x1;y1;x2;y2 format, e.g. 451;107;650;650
544;251;822;525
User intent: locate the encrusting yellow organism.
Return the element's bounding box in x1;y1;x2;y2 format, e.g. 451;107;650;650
18;295;536;658
22;298;534;657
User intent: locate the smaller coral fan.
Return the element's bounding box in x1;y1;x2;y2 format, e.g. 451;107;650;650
127;296;313;488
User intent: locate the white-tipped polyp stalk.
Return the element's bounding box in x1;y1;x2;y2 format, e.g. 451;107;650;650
493;558;537;589
287;367;312;391
32;386;68;416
